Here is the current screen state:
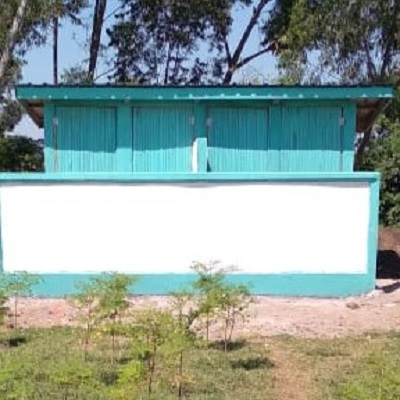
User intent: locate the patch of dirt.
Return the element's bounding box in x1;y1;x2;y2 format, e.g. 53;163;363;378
7;228;400;339
269;341;314;400
7;278;400;338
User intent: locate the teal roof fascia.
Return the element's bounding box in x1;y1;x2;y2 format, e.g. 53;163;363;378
16;85;394;102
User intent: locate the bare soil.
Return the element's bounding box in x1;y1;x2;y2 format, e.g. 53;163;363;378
269;341;315;400
8;227;400;339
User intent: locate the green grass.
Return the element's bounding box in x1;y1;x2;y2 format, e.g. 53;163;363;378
274;332;400;400
0;328;399;399
0;328;275;400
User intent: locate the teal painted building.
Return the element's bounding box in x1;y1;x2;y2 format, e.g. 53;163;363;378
16;85;392;174
0;84;393;297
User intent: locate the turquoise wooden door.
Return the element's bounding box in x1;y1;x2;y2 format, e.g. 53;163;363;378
207;107;271;172
280;106;342;171
55;106;117;172
208;105;342;172
132;107;193;172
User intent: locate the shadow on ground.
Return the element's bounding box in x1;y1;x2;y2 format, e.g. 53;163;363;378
209;339;247;352
377;250;400;280
230;357;275;370
377;228;400;282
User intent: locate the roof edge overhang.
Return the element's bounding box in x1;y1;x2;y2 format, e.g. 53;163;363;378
16;84;394;129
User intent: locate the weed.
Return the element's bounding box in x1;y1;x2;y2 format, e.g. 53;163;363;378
69;280;100;361
78;272;137;364
172;261;253;350
0;271;42;329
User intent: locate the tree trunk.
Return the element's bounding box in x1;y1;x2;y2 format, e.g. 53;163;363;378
354;127;372;170
53;17;59;84
111;314;116;364
14;296;18;329
222;0;270;84
178;350;184;398
88;0;107;82
0;0;28;83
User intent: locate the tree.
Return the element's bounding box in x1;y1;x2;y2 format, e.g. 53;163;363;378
359;116;400;227
0;136;44;172
0;272;42;329
61;0;120;83
53;16;59;84
61;66;92;84
108;0;216;84
88;0;107;82
0;0;72;83
107;0;292;84
276;0;400;84
0;1;83;172
70;280;101;361
274;0;400;165
221;0;275;84
0;0;28;83
0;1;28;144
272;0;400;225
0;100;23;135
50;0;88;84
93;272;137;364
0;0;108;173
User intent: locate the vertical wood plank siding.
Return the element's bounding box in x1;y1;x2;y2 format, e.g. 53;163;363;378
43;101;356;173
54;106;117;172
132;106;193;172
280;106;341;172
207;107;271;172
207;105;342;172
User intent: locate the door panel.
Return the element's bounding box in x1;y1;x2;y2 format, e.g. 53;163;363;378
207;107;270;172
132;107;193;172
55;107;117;172
280;106;342;172
208;105;342;172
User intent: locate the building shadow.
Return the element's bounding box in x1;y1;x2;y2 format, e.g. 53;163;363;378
376;250;400;293
377;250;400;279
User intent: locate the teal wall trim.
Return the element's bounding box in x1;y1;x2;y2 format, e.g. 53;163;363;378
31;273;374;298
44;103;55;171
116;105;133;172
367;177;380;289
16;85;394;102
0;171;379;183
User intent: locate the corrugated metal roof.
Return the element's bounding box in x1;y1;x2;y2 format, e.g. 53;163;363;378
16;82;394;88
16;84;393;101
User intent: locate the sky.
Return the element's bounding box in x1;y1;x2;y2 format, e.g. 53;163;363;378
15;1;278;139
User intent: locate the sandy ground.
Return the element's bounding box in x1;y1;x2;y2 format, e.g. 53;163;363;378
7;278;400;339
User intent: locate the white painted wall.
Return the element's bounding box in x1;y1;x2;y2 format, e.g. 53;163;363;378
0;182;371;274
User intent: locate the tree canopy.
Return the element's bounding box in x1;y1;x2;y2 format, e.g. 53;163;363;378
107;0;292;84
276;0;400;85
